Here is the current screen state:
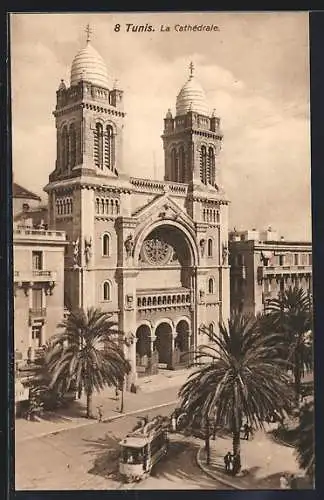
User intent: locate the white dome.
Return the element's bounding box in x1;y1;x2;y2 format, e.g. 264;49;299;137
70;41;110;89
176;66;209;116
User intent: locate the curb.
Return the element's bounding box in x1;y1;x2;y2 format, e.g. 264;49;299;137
196;446;243;490
271;432;296;449
17;400;178;443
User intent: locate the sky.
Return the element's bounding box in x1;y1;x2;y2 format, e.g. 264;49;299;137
10;12;311;240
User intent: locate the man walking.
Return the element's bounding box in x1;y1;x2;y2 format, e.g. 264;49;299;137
243;422;250;440
96;405;103;423
224;452;232;473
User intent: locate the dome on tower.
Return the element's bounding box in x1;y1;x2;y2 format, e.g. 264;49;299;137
70;27;110;89
176;62;209;116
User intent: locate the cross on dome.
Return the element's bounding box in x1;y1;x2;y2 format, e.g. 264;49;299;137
189;61;194;78
85;23;93;43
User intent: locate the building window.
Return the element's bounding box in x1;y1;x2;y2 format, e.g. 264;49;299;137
22;203;30;212
208;323;214;335
178;146;185;183
62;126;69;170
32;288;43;310
31;325;42;348
208;147;215;185
207;238;213;257
294;253;299;266
102;234;110;257
32;251;43;271
103;281;111;301
69;123;77;168
171;148;177;181
200;145;207;184
208;278;214;294
94;122;104;169
308;253;312;265
105;125;114;170
279;255;284;266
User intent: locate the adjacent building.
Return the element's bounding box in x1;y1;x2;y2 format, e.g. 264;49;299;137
229;227;312;316
13;185;67;373
43;31;230;386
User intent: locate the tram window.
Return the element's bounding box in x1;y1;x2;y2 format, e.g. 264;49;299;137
122;447;144;464
150;433;165;456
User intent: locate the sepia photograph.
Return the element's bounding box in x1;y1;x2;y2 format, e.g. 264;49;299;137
11;11;314;491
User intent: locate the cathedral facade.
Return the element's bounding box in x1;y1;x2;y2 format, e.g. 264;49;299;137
44;32;230;386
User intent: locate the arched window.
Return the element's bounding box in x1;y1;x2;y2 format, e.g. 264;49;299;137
171;148;177;181
62;126;69;170
178;146;185;183
200;145;207;184
207;238;213;257
102;233;110;256
94;123;104;169
103;281;111;301
69;123;77;168
208;147;215;185
105;125;114;170
208;278;214;294
209;323;214;335
95;198;100;214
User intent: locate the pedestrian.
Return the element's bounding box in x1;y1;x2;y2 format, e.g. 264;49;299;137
171;414;177;432
224;452;232;473
115;386;119;400
97;405;103;423
279;473;290;489
243;422;251;440
290;474;297;489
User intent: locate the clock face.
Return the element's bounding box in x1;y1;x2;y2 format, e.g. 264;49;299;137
142;238;173;265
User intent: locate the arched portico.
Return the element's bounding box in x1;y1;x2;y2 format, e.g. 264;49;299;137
154;321;173;368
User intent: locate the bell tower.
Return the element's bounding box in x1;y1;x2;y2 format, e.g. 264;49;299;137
162;62;223;189
49;25;125;184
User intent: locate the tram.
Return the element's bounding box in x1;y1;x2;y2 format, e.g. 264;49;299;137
119;416;169;482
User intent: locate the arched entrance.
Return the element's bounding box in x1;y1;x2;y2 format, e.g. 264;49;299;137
136;325;151;358
174;319;191;366
154;322;173;368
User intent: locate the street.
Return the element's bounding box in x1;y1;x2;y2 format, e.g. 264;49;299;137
15;403;229;490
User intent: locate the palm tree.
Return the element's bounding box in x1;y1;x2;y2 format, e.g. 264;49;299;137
264;286;313;404
178;313;294;473
46;307;131;418
295;399;315;484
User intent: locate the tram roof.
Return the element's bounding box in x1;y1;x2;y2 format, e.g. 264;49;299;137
120;436;150;448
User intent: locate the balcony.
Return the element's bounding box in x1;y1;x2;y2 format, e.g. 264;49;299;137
257;265;312;282
14;270;57;283
29;308;47;321
137;288;191;312
13;227;66;242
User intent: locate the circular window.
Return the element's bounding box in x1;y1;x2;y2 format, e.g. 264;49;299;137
142;238;173;265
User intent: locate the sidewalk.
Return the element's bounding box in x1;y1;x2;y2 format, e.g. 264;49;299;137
15;369;192;443
196;424;309;490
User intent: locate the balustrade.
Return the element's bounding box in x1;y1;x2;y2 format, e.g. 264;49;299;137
137;289;191;311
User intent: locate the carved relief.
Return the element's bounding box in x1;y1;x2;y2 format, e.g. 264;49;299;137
222;243;228;265
124;234;134;258
125;294;134;310
200;239;206;257
84;237;92;264
72;237;80;267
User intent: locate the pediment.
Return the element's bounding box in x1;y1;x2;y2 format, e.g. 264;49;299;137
133;194;195;232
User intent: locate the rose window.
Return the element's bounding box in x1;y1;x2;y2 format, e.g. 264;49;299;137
142;238;173;265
